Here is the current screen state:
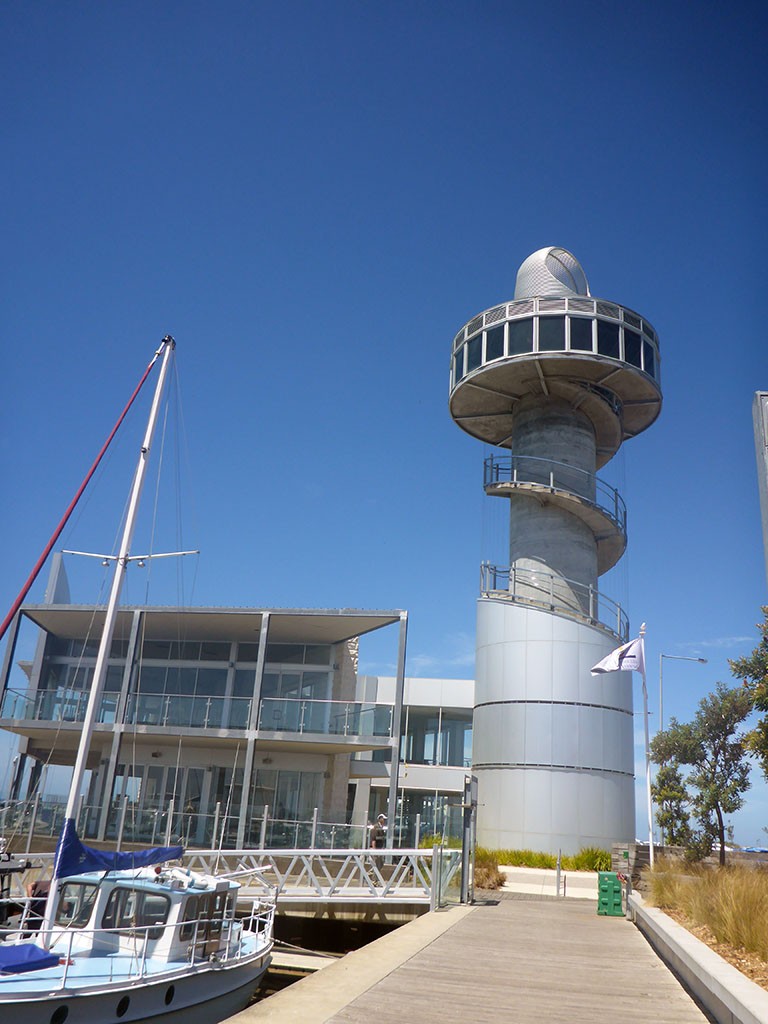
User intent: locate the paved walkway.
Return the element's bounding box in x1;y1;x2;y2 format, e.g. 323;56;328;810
235;894;714;1024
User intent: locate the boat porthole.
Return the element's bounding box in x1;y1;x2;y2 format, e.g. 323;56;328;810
50;1007;69;1024
116;996;131;1018
165;985;175;1005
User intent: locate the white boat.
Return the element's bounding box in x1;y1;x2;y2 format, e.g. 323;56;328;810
0;337;275;1023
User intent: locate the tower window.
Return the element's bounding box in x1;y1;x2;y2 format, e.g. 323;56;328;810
508;319;533;354
485;324;504;362
538;316;565;352
624;329;642;367
467;333;483;372
569;317;593;351
597;320;620;358
642;340;655;378
453;348;464;385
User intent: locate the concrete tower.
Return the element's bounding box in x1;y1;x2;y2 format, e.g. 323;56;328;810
449;247;662;854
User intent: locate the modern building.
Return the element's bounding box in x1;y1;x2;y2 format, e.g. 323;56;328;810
0;555;408;849
0;556;475;850
353;676;474;842
449;247;662;854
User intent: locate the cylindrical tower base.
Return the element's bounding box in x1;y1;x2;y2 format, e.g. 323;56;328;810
473;598;635;854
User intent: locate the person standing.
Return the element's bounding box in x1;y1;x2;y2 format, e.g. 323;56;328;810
370;813;387;849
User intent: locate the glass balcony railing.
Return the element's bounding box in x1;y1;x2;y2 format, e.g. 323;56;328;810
257;698;392;738
0;689;394;740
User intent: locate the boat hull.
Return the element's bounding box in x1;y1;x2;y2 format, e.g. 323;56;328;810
0;947;272;1024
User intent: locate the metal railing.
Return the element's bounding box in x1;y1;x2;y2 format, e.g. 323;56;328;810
1;848;460;911
484;454;626;531
185;847;461;908
480;562;628;641
0;897;275;991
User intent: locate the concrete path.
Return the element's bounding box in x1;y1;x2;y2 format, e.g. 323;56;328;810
234;894;713;1024
499;864;598;900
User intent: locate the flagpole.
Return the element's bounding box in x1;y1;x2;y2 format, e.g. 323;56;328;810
639;623;654;868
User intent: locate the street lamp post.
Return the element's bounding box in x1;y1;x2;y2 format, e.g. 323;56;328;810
658;654;708;734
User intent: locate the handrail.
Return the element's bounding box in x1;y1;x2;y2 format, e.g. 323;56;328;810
484;454;626;531
480;562;628;641
1;849;460;911
0;902;275;992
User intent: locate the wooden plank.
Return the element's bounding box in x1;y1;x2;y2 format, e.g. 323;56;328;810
329;896;714;1023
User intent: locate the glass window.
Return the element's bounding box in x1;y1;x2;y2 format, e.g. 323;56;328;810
137;666;166;694
304;645;331;665
105;665;123;692
196;668;227;696
180;895;199;941
102;887;170;940
466;333;482;372
142;640;172;660
55;882;98;929
624;329;641;367
508;318;533;355
453;348;464;385
266;644;304;664
200;642;229;662
569;317;593;351
237;643;260;663
597;320;620;358
538;317;565;351
643;340;655;378
234;669;255;697
485;325;504;361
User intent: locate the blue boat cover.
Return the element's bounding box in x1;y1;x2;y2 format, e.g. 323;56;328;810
0;943;59;973
53;818;183;879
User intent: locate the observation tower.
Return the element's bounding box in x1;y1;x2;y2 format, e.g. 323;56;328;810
449;247;662;853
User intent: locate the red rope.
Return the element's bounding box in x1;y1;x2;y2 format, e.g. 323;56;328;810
0;347;164;643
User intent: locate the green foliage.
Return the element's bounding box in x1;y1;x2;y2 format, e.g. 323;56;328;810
651;682;752;866
478;846;610;871
730;606;768;780
418;834;462;849
488;847;557;869
651;762;693;847
473;847;505;889
568;847;611;872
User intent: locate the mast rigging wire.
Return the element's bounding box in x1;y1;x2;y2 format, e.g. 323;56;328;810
0;348;163;643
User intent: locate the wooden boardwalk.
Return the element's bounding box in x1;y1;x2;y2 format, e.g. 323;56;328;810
237;893;715;1023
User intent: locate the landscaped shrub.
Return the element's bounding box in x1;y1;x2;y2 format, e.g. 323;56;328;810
646;861;768;960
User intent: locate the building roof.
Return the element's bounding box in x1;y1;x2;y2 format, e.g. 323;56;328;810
20;604;404;645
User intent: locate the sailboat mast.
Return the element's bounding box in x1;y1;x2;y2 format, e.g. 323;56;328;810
62;336;175;824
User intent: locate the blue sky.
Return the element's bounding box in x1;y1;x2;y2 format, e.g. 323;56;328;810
1;2;766;844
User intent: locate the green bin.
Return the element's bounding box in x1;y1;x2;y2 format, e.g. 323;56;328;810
597;870;623;916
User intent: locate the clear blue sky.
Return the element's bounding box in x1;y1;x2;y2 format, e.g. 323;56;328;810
1;2;766;844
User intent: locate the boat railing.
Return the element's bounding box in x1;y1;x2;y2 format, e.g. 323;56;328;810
0;898;275;991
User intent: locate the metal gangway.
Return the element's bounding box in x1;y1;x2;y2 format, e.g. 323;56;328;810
2;846;462;915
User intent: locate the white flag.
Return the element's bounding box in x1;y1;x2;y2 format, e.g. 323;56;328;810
591;635;645;675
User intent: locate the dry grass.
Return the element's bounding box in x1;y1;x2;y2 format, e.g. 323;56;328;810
646;858;768;967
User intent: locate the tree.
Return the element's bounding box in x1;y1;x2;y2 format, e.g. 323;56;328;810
650;682;752;866
651;761;693;848
729;605;768;779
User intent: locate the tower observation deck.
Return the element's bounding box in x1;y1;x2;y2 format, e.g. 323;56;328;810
450;247;661;854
